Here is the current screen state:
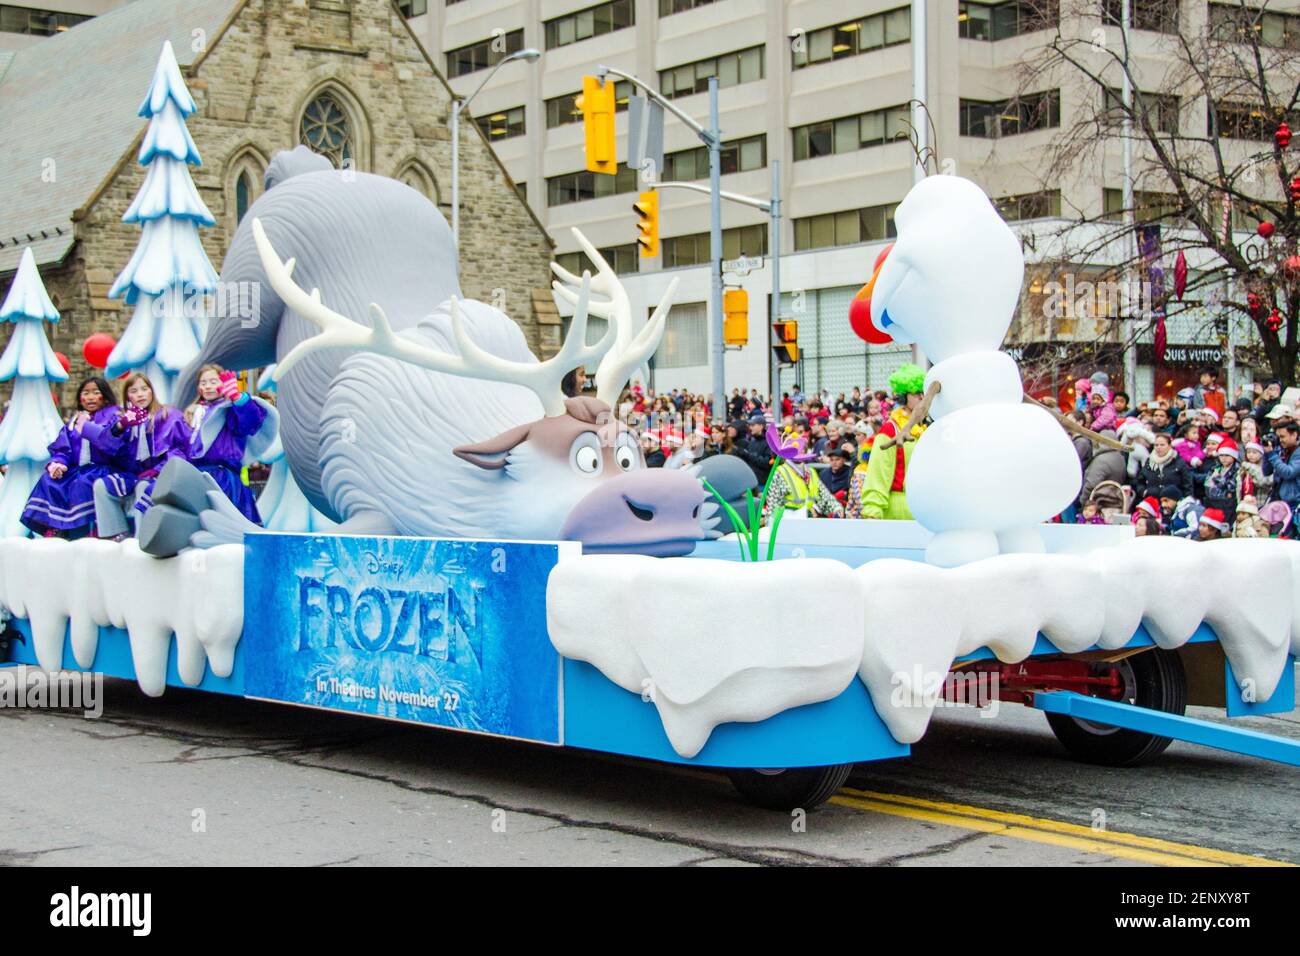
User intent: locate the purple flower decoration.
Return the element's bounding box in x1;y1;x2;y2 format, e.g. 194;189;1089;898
766;424;817;462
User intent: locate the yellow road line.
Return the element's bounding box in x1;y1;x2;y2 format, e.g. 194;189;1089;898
833;788;1292;867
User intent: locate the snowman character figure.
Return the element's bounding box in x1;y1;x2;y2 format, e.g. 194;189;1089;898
864;175;1082;567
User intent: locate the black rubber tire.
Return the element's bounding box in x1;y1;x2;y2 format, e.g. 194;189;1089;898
1045;648;1188;767
727;763;854;811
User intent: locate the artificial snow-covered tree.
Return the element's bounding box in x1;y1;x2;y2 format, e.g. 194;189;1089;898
107;40;218;404
253;365;338;533
0;248;69;536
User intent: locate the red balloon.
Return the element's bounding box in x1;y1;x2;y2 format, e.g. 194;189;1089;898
1258;221;1276;239
873;243;894;272
82;333;116;369
850;295;893;344
53;351;70;373
849;243;896;345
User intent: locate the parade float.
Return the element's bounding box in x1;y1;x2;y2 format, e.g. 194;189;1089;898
0;89;1296;808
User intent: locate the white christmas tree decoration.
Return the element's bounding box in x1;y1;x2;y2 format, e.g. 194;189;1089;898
253;365;338;532
107;40;218;404
0;247;69;536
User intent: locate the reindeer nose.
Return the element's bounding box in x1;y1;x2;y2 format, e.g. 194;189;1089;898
562;468;706;556
623;496;655;522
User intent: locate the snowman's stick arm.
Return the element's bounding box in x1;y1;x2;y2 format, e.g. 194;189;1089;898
1025;396;1131;452
875;381;942;450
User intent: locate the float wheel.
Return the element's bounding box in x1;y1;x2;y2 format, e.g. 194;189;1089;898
1045;648;1187;767
727;763;854;811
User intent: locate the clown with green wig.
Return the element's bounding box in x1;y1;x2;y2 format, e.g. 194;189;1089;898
857;363;927;520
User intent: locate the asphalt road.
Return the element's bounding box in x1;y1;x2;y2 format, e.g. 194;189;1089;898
1;666;1296;866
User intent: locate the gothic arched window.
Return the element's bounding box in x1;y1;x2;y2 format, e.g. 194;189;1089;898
235;171;252;223
300;93;353;168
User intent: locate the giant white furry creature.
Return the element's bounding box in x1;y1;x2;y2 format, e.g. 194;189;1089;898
150;147;712;557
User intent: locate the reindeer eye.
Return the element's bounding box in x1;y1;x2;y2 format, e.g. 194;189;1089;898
570;434;603;476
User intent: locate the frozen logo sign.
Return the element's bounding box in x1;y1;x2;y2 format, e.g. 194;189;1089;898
244;535;564;743
295;564;480;662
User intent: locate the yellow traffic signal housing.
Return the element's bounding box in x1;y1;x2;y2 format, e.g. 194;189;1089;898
575;75;617;175
634;189;659;258
772;319;799;365
723;288;748;346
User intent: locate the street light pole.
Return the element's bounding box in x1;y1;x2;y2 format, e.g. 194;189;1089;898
707;76;725;425
770;159;781;410
910;0;928;369
1121;0;1139;400
450;47;540;252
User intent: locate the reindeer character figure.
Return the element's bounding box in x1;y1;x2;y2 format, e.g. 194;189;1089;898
138;215;718;558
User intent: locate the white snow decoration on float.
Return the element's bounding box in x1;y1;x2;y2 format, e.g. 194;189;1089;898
548;538;1299;753
0;247;68;537
547;555;863;758
106;40;217;402
0;537;244;697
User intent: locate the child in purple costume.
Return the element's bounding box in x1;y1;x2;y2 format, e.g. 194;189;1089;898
21;376;131;538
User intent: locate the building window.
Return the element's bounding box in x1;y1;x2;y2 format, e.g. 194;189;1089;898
547;163;640;206
556;243;639;276
661;225;768;268
235;172;252;223
475;105;526;140
544;0;634;50
655;301;709;368
792;105;910;160
994;190;1061;221
794;205;899;251
660;45;764;99
663;136;766;180
660;0;721;13
1103;188;1185;222
960;91;1060;137
446;29;524;78
0;5;92;36
792;8;911;69
300;93;354;168
959;1;1057;40
1208;4;1300;49
397;162;436;201
1209;101;1289;140
545;81;632;128
1102;87;1179;135
1102;0;1179;33
396;0;428;17
515;182;527;202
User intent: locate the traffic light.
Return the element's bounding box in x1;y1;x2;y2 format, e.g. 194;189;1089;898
772;319;798;366
723;289;748;346
633;189;659;258
575;75;617;175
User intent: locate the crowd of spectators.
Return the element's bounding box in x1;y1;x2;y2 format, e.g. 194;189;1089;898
613;365;1300;540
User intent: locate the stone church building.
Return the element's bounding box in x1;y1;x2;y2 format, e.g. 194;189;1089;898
0;0;558;405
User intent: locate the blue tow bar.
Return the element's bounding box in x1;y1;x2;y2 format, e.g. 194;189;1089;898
1032;692;1300;767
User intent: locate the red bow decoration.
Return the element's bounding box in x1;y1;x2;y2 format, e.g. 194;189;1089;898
1173;250;1187;300
1154;313;1167;363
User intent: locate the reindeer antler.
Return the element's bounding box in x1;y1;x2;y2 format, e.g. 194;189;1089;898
550;227;677;406
253;218;614;417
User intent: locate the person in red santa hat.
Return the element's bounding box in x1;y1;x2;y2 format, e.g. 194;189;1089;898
1197;507;1229;541
1132;495;1164;536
